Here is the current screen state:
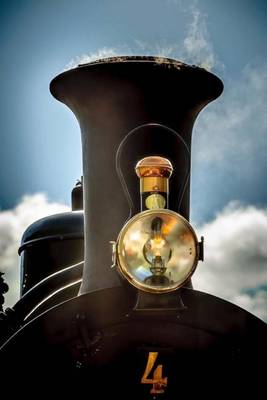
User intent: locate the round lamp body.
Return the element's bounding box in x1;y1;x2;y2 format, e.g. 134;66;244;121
116;209;199;293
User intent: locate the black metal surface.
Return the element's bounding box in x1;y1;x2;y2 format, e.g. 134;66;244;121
0;287;266;396
0;264;83;346
20;211;84;244
14;262;83;320
71;179;83;210
19;211;84;294
50;56;223;295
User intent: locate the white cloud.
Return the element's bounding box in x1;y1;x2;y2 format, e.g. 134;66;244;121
0;194;69;307
162;1;222;71
193;63;267;168
232;290;267;322
194;202;267;322
182;3;217;70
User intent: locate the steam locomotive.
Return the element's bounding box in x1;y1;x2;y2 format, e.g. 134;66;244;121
0;57;266;397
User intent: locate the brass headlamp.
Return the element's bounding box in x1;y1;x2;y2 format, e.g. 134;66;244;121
113;156;203;293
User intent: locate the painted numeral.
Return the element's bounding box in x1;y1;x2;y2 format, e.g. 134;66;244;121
141;352;168;394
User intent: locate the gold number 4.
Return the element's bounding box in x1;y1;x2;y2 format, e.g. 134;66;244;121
141;352;168;394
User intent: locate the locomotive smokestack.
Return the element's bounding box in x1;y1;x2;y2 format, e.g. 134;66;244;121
50;56;223;295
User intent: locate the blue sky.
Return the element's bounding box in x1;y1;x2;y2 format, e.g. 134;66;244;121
0;0;266;222
0;0;267;319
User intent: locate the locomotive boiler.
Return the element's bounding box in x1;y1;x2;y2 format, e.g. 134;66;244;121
0;56;266;397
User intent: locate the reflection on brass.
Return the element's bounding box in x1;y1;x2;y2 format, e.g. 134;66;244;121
141;352;168;394
140;176;167;193
136;156;173;178
116;209;199;293
145;193;166;209
136;157;173;197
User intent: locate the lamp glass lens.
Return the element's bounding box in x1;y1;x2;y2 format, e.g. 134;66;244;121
117;210;198;292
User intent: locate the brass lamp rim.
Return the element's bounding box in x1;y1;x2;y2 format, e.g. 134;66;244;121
116;209;199;294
